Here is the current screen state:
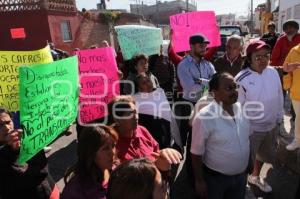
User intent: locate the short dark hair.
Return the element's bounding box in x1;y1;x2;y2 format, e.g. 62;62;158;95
107;158;158;199
0;108;12;119
108;95;136;124
135;73;151;90
132;54;148;67
209;72;233;92
283;19;299;31
268;22;276;28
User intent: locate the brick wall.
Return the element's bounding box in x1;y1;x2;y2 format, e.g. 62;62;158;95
47;13;81;52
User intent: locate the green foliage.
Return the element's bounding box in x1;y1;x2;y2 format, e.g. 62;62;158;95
101;11;121;25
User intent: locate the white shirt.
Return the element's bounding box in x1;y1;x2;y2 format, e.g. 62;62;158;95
134;88;182;147
191;101;251;175
235;66;284;132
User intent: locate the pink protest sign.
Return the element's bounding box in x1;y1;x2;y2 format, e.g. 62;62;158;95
76;47;120;124
170;11;221;53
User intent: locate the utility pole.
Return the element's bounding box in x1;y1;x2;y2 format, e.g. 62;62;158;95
136;0;139;15
186;0;189;12
156;0;159;27
250;0;254;35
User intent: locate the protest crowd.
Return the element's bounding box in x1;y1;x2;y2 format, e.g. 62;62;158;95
1;8;300;199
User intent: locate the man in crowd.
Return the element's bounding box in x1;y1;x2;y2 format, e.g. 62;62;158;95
271;19;300;125
177;33;216;184
236;40;283;193
191;73;251;199
261;22;280;52
271;20;300;67
213;35;245;77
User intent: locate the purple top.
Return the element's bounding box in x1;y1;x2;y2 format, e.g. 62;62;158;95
61;175;107;199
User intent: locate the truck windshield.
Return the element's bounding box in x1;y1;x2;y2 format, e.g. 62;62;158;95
220;27;241;36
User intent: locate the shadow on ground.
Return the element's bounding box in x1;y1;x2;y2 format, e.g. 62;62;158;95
48;140;77;182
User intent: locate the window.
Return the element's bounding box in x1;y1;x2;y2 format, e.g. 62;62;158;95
61;21;72;42
295;4;300;19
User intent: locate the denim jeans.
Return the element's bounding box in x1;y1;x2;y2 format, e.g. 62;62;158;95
204;167;247;199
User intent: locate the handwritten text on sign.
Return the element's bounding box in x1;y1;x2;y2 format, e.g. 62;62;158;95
76;47;120;124
0;46;53;111
18;56;78;164
115;25;163;60
170;11;221;52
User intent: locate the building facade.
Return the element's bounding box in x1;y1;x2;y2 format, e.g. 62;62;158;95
278;0;300;33
0;0;79;51
130;0;197;25
0;0;155;52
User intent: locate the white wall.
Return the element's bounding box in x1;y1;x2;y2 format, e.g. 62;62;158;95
278;0;300;33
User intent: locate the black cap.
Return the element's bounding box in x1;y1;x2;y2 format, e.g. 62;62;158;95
283;19;299;31
189;34;210;45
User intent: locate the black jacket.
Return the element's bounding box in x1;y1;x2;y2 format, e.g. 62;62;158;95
0;146;55;199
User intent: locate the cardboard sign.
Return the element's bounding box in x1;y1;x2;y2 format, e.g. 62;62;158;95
170;11;221;52
76;47;120;124
115;25;163;60
10;28;26;39
18;56;79;164
0;46;53;111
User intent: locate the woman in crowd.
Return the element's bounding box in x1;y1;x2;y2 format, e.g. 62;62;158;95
283;43;300;150
108;95;182;165
62;125;118;199
0;108;59;199
107;158;169;199
133;74;182;149
123;54;159;94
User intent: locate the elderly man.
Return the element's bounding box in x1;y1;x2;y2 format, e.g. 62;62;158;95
191;73;251;199
213;35;245;77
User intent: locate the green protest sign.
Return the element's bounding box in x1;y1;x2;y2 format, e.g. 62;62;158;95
115;25;163;60
18;56;79;164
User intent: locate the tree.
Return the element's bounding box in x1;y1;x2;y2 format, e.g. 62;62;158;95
100;11;121;48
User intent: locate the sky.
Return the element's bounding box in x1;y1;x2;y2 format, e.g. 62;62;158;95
76;0;265;16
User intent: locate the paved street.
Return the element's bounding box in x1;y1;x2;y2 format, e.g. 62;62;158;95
47;100;298;199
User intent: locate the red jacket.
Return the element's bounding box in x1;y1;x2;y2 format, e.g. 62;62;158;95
270;33;300;66
168;44;217;65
